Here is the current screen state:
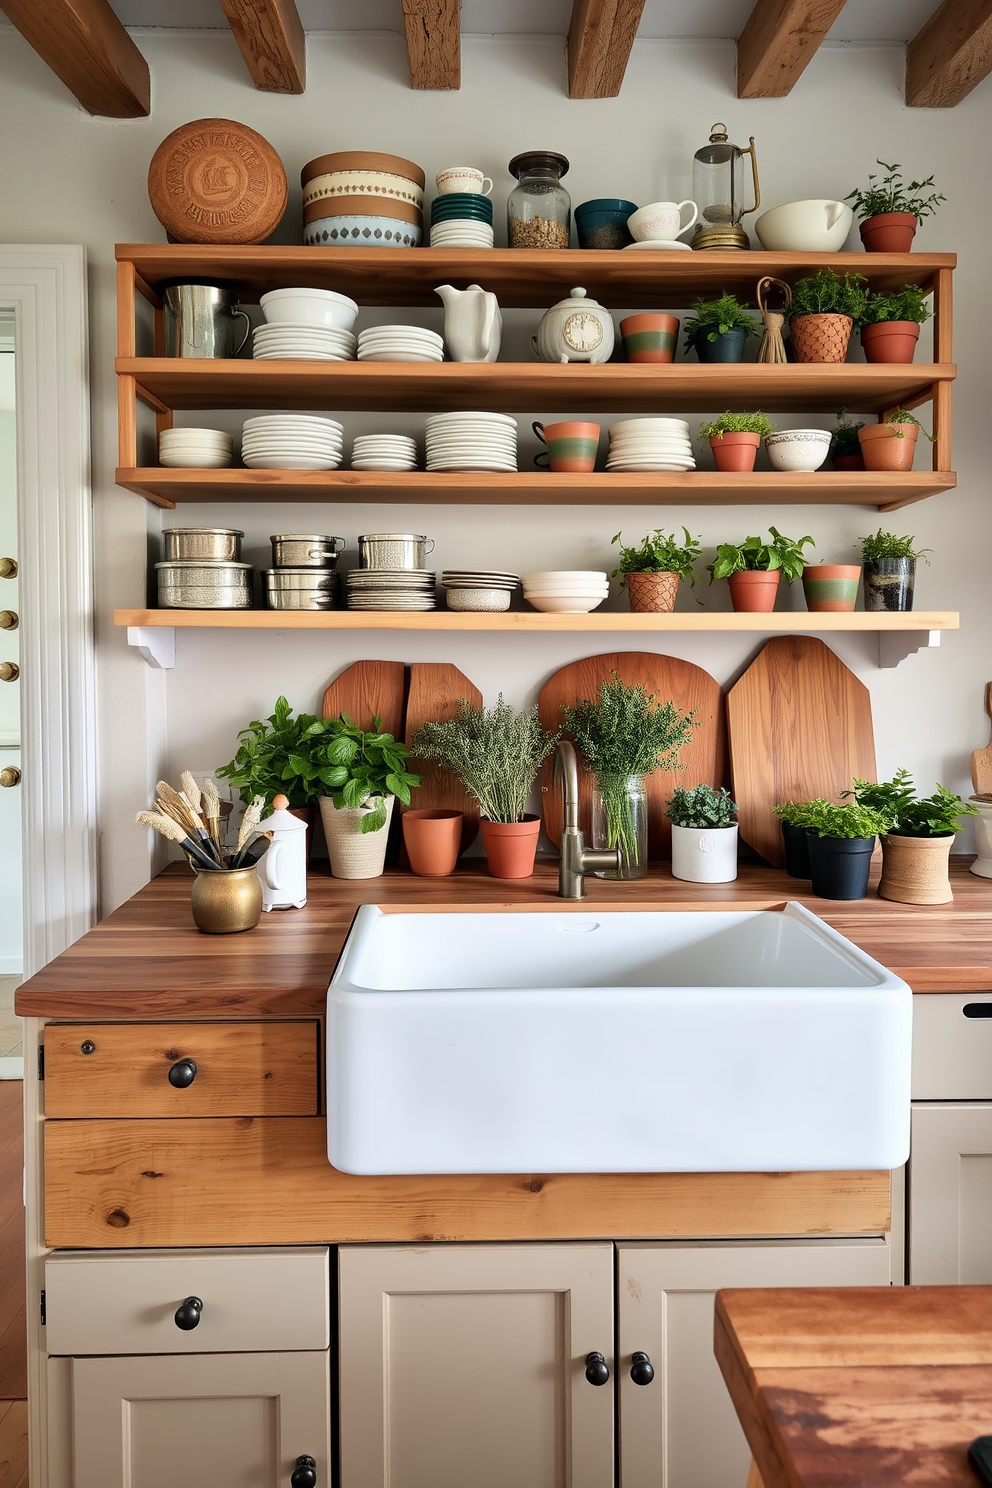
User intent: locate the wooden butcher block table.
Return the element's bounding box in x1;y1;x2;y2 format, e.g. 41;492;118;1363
715;1285;992;1488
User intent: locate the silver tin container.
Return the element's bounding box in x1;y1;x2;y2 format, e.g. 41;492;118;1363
269;534;344;569
358;532;435;570
264;567;337;610
162;284;251;359
155;560;253;609
162;527;244;562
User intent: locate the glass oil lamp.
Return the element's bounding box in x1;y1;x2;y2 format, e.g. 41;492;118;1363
691;123;760;250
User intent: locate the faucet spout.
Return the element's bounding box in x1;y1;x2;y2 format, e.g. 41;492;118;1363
554;739;622;898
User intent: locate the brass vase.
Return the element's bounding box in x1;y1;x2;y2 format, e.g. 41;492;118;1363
190;866;263;933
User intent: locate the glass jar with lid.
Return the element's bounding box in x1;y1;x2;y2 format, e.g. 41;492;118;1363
507;151;571;249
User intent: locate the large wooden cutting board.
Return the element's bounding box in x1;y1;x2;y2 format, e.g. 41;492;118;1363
538;651;726;860
727;636;877;868
404;662;482;851
322;661;406;737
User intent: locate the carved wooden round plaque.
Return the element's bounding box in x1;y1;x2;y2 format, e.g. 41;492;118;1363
148;118;288;245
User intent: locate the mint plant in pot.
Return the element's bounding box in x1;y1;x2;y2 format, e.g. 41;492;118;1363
217;695;329;861
708;527;814;613
829;409;866;471
803;801;891;900
858;408;934;473
860;283;931;364
683;292;759;364
860;527;930;612
666;785;738;883
845;161;944;253
773;799;830;879
313;713;421;880
786;269;869;363
699;410;773;473
611;526;702;613
847;771;978;904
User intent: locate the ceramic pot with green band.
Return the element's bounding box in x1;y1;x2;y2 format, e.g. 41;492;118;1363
619;313;680;364
533;420;601;473
802;564;861;613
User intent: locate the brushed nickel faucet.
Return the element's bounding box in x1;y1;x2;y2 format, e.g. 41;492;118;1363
554;740;622;899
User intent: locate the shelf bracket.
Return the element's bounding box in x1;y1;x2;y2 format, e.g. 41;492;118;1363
878;629;941;668
127;625;175;669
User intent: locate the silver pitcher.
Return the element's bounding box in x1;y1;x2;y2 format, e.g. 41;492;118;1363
163;284;251;359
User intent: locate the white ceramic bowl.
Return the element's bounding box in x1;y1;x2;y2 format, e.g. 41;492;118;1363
259;288;359;332
303;169;425;211
754;199;854;253
525;594;607;613
159;449;233;469
764;429;831;473
522;570;608;584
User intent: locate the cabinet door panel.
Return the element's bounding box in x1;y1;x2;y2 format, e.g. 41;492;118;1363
617;1239;891;1488
912;994;992;1099
339;1243;614;1488
910;1103;992;1283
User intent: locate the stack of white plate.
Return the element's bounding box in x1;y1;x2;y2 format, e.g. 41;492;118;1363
357;325;444;363
241;415;344;472
345;569;437;611
351;434;418;471
159;427;234;469
426;412;518;472
522;570;610;614
442;570;521;613
606;418;696;472
430;221;495;248
252;322;357;361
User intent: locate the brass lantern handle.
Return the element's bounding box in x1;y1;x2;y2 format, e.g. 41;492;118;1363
740;137;760;219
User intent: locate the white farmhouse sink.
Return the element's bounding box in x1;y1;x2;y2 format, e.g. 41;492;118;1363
326;904;911;1176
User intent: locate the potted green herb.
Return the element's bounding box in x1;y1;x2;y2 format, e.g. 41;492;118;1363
846;772;977;904
314;713;421;880
858;408;935;473
829;409;866;471
845;160;945;253
786;270;869;363
860;528;930;612
773;799;830;879
410;697;558;879
682;292;759;364
610;527;702;612
217;695;330;858
561;675;697;881
707;527;814;613
802;800;891;900
860;283;932;364
698;410;773;473
666;785;738;883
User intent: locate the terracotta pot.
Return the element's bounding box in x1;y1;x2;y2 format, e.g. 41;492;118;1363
858;421;919;472
802;563;861;613
479;816;541;879
727;569;781;613
860;321;921;364
859;212;918;253
401;808;463;877
709;431;759;472
789;313;852;364
832;454;865;471
288;805;316;864
319;794;395;879
878;832;954;905
626;571;679;613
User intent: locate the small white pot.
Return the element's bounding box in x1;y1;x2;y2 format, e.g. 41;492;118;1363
671;823;738;883
971;799;992;878
319;795;395;879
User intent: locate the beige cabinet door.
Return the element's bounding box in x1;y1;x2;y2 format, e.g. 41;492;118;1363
910;1102;992;1282
617;1239;891;1488
71;1350;330;1488
338;1243;614;1488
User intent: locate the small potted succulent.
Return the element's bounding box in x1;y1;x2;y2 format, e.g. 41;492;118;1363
707;527;814;613
786;270;869;363
666;784;738;883
683;292;760;364
829;409;866;471
858;408;935;473
860;527;930;612
610;527;702;612
698;410;773;473
860;283;932;364
773;799;830;879
314;713;421;880
802;800;891;901
845;160;945;253
846;771;977;905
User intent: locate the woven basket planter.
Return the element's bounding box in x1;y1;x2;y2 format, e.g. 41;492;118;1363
319;794;395;879
789;313;853;364
626;571;679;613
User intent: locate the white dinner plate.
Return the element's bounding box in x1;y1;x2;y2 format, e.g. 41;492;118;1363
242;454;343;471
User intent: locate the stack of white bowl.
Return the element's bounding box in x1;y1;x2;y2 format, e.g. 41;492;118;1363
158;427;233;469
357;325;443;363
442;570;521;613
351;434;418;471
345;569;437;611
259;287;359;333
241;415;344;472
253;323;356;361
606;418;696;472
522;571;610;614
426;412;518;472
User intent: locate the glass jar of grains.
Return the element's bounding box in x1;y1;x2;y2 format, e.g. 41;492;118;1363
507;151;571;249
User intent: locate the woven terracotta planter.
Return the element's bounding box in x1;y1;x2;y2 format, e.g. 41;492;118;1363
861;321;921;364
626;571;679;612
859;212;917;253
878;833;953;905
859;421;919;472
727;570;781;613
789;313;853;364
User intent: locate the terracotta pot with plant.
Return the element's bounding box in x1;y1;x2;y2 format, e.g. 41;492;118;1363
699;410;773;473
707;527;814;613
217;694;332;863
847;771;978;905
666;785;738;884
858;408;934;472
845;160;945;253
610;526;702;612
803;801;891;901
310;713;421;880
859;527;930;612
682;291;759;364
828;408;866;471
860;283;932;364
786;270;869;363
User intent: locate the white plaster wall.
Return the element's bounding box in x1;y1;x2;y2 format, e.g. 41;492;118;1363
0;28;988;903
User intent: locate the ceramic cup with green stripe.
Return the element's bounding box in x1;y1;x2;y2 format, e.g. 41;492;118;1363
802;564;861;612
533;420;601;473
620;313;680;364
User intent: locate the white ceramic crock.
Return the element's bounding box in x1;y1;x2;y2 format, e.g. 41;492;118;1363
671;823;739;883
970;798;992;877
754;199;854;252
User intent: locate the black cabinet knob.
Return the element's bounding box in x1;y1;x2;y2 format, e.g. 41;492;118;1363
174;1296;203;1330
630;1351;655;1386
584;1351;610;1386
291;1455;317;1487
168;1058;197;1088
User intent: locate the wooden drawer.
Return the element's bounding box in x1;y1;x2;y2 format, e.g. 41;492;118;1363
912;993;992;1099
45;1246;330;1354
43;1021;319;1116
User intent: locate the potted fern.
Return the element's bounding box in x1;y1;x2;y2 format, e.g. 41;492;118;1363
682;292;759;363
666;785;738;883
845;161;945;253
860;527;930;612
860;283;932;364
786;270;869;363
610;526;702;612
698;410;773;473
313;713;421;880
829;409;866;472
846;772;978;905
803;800;891;901
707;527;814;613
858;408;935;473
773;799;829;879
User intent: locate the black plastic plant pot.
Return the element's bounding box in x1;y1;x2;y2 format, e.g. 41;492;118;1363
807;833;876;900
863;556;915;612
781;821;812;879
693;327;748;364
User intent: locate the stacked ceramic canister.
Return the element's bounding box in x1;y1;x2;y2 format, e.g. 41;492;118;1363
301;151;425;248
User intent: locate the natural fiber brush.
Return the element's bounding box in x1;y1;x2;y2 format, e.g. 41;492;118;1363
135;810;221;871
756;276;792;365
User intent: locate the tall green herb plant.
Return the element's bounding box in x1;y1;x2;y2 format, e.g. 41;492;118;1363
410;697;558;824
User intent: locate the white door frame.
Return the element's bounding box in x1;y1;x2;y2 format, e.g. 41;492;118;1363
0;245;96;975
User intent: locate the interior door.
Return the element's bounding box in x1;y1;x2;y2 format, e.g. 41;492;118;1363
0;323;20;993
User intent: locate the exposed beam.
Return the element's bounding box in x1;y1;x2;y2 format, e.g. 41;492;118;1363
567;0;647;98
0;0;149;116
218;0;306;94
906;0;992;106
401;0;461;90
737;0;848;98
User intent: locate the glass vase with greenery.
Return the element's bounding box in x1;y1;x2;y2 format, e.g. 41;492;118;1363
410;696;558;824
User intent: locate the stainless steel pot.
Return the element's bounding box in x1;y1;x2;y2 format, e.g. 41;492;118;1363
162;284;251;359
162;528;244;562
358;532;435;570
269;534;345;569
263;568;337;610
155;560;253;609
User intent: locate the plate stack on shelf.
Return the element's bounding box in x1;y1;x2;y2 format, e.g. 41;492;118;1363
522;570;610;613
241;415;344;471
430;193;495;249
442;570;521;612
301;151;425;248
426;412;518;472
344;570;437;612
252;323;357;361
158;427;234;469
606;418;696;472
351;434;418;471
357;325;444;363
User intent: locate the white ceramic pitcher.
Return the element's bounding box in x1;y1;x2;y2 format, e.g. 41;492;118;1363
435;283;502;363
258;794;308;910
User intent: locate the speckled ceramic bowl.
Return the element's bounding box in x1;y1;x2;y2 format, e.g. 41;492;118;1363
446;587;512;612
764;429;831;473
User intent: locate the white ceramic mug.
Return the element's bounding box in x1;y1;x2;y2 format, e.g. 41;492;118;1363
628;199;699;242
435;167;494;197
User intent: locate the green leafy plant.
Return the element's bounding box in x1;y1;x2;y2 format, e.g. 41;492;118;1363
707;527;815;583
829;408;865;459
860;528;931;564
882;408;937;442
682;292;760;349
773;799;830;829
410;697;558;824
217;695;329;809
802;800;891;840
666;784;737;829
845;161;945;223
846;772;978;837
787;270;870;324
611;527;702;586
862;283;932;326
315;713;421;833
698;410;773;440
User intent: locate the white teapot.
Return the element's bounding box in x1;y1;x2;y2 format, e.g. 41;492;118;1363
531;287;615;364
257;793;308;911
435;282;502;363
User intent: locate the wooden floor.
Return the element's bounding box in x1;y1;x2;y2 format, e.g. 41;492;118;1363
0;1080;27;1486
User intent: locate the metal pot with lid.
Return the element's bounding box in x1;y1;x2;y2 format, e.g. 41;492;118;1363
270;535;345;569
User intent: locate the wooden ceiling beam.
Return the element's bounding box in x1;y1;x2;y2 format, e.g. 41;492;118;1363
0;0;149;116
737;0;849;98
402;0;461;90
906;0;992;106
567;0;647;98
218;0;306;93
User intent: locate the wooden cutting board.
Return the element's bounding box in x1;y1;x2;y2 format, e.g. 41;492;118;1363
404;663;482;851
971;683;992;797
322;660;406;737
538;651;726;860
727;636;876;869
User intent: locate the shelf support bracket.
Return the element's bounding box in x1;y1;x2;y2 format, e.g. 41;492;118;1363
878;629;941;668
127;625;175;669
